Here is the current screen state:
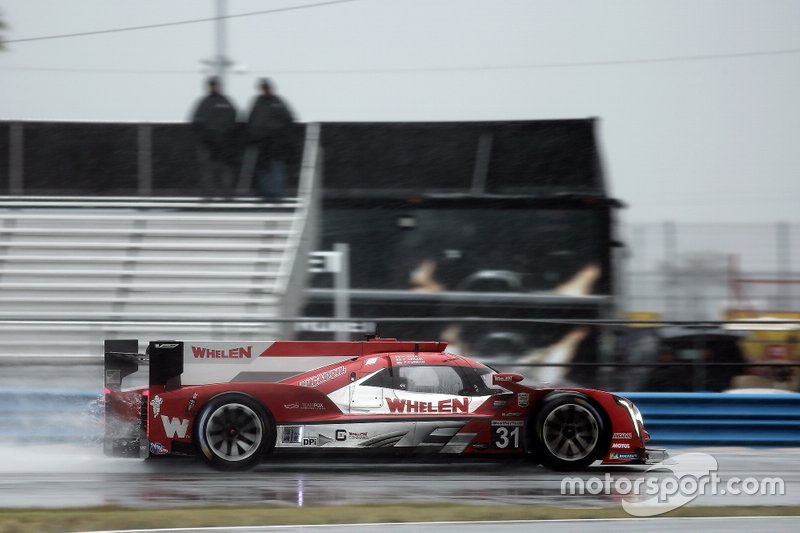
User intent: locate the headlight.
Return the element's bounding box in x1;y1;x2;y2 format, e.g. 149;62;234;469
614;396;643;440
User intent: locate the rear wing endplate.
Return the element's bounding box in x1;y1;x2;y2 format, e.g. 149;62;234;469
104;339;184;391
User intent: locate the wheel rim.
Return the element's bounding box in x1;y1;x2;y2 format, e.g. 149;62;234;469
542;403;599;462
204;403;263;462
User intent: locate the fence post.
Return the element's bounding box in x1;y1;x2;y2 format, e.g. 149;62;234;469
9;123;24;195
664;221;678;319
777;221;791;310
137;124;153;196
333;243;351;342
470;132;493;194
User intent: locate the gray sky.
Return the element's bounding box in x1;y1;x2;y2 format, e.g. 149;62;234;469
1;0;799;224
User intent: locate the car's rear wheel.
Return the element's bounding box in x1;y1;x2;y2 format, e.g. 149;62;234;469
531;393;607;471
195;393;272;470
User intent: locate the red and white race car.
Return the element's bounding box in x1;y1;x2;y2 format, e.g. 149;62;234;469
104;338;665;471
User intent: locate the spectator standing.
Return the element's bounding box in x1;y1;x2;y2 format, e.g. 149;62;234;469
242;78;295;199
190;76;237;197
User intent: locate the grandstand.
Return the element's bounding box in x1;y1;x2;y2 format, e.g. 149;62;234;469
0;118;616;371
0;124;321;357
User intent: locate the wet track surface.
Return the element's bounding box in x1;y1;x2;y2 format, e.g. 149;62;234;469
0;445;799;510
67;517;800;533
1;361;799;514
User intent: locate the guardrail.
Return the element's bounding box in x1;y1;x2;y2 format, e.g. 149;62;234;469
3;387;799;447
621;392;800;447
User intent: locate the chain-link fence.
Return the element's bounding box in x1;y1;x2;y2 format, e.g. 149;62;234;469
621;222;800;320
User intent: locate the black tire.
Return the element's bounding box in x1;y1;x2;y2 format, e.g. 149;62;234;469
529;393;608;471
194;392;273;470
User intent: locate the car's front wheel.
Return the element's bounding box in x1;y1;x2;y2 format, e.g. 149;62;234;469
194;393;273;470
530;393;607;471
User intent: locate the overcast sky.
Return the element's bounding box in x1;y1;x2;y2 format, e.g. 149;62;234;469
1;0;798;224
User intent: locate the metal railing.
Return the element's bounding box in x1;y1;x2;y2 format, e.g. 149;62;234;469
1;121;306;196
276;123;323;338
0;316;796;392
0;196;317;355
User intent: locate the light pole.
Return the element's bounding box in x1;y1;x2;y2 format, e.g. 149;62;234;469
200;0;233;86
214;0;228;84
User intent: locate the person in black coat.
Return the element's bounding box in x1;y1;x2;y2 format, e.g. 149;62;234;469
190;76;237;197
242;78;295;199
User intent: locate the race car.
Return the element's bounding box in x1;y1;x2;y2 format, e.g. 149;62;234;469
103;337;666;471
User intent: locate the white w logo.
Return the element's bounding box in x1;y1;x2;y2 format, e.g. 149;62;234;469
160;415;190;438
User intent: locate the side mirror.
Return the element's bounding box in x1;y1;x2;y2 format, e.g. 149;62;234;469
492;373;524;385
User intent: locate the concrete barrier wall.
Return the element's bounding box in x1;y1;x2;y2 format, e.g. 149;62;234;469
622;392;800;447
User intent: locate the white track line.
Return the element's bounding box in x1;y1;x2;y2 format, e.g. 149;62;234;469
76;515;800;533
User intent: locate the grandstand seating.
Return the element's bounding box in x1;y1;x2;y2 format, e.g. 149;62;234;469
0;125;322;358
0;198;304;357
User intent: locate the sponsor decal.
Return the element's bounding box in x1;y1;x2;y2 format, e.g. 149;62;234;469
302;437;318;446
492;400;507;409
282;426;302;444
150;395;163;418
105;369;121;387
364;357;378;366
613;432;633;440
160;415;189;439
149;442;169;455
385;397;469;414
284;402;325;410
191;345;252;359
186;393;198;413
299;366;347;387
610;451;639;460
491;420;525;427
154;343;179;349
395;355;425;365
517;393;529;407
335;429;347;441
611;442;631;449
501;412;522;417
348;431;369;440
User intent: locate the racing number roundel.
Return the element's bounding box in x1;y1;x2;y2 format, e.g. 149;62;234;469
491;422;522;449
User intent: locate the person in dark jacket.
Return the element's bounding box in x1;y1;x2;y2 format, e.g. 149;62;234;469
190;76;237;197
242;78;295;199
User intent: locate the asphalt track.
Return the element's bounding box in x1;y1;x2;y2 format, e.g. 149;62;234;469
0;444;798;510
74;517;800;533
